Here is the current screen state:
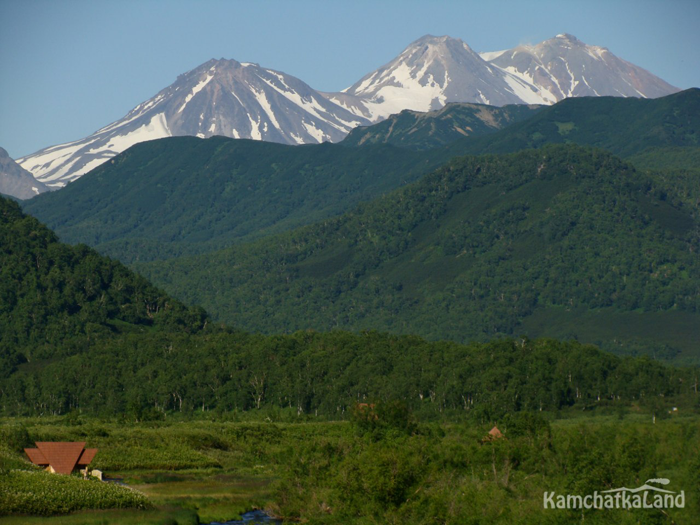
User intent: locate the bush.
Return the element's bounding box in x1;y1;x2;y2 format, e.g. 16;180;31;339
0;423;31;453
502;411;551;439
0;469;151;516
351;400;417;439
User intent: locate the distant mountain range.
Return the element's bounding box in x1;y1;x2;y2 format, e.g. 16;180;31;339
0;147;49;200
16;33;679;188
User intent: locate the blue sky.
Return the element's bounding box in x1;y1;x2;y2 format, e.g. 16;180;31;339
1;0;698;158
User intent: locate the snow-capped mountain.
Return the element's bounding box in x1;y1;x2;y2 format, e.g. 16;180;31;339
17;59;370;188
0;147;49;200
325;35;544;121
18;34;679;188
326;34;679;121
483;33;680;102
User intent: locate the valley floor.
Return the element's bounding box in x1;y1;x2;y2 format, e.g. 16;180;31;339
1;411;699;524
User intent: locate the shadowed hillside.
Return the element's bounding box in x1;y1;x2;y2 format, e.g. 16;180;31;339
135;145;700;362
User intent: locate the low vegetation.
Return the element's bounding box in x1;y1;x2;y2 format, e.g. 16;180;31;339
0;469;150;516
1;413;698;524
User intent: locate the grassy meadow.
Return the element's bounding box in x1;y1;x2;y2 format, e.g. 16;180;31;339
1;409;699;524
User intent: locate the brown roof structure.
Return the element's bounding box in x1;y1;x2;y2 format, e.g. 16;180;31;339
78;448;98;465
24;447;48;465
480;426;505;444
24;442;98;474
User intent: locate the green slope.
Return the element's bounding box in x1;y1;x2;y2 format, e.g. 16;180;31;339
136;145;700;362
1;191;698;418
23;137;444;262
341;102;542;149
22;91;698;269
442;88;700;158
0;196;206;375
628;146;700;212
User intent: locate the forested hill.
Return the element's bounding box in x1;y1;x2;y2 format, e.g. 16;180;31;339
22;137;444;263
0;196;206;375
137;145;700;362
2;185;698;418
22;91;697;269
341;103;542;149
441;88;700;158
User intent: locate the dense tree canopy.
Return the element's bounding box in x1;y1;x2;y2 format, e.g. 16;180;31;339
2;330;698;419
136;145;700;360
0;196;206;376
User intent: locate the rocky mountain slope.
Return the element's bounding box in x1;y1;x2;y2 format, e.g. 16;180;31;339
341;102;542;149
0;147;49;199
483;33;679;101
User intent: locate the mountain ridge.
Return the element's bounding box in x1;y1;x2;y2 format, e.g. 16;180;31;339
16;33;679;187
341;102;543;149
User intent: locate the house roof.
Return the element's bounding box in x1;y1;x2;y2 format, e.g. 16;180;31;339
24;442;97;474
488;426;503;438
78;448;98;465
24;447;48;465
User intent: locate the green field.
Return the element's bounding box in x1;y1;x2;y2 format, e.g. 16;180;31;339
1;411;699;524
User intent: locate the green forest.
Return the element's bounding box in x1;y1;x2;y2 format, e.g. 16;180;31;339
22;137;444;263
0;197;205;376
135;145;700;362
340;102;541;149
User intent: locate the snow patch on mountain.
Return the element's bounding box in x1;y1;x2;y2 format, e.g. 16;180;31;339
18;58;371;187
104;113;171;152
178;71;214;113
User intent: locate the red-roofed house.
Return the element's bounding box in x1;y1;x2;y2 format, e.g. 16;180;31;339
24;442;98;474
